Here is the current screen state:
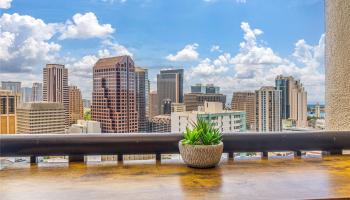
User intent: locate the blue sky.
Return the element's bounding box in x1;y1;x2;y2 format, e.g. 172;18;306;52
0;0;325;103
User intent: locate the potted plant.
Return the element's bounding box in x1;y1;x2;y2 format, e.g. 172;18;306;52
179;119;223;168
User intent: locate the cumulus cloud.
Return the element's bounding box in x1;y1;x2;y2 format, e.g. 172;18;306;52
166;43;199;61
59;12;114;40
186;22;325;103
0;0;12;9
0;13;61;73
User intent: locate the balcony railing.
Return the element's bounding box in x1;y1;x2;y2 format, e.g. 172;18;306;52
1;131;350;163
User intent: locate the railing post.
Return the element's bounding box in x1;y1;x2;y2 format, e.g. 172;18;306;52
156;153;161;161
228;152;234;160
69;155;84;162
117;154;123;162
294;151;302;157
30;156;37;164
262;151;268;159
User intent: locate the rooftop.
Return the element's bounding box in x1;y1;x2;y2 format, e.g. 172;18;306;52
1;156;350;200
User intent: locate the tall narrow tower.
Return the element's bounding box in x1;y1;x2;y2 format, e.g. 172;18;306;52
43;64;69;126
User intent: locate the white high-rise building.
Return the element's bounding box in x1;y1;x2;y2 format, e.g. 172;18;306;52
32;82;43;102
255;86;282;132
171;102;246;133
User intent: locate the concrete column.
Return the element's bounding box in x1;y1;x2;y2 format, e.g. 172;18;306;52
325;0;350;130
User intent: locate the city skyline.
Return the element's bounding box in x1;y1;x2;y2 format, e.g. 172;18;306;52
0;0;324;104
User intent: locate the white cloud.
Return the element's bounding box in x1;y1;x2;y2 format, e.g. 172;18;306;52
59;12;114;40
236;0;246;3
166;43;199;61
210;45;222;52
102;39;133;57
0;13;61;72
0;0;12;9
101;0;127;3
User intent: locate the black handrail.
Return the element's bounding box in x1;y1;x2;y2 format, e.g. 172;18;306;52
1;131;350;158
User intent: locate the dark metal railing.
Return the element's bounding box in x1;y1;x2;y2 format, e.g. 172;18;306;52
1;131;350;163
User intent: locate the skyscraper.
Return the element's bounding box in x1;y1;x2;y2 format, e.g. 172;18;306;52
149;91;159;118
135;67;149;132
92;55;138;133
68;86;84;126
1;81;21;94
17;102;66;134
191;84;220;94
21;87;32;103
0;90;20;134
43;64;69;125
255;86;282;132
231;92;256;130
32;82;43;102
184;93;226;111
157;69;183;114
275;75;307;128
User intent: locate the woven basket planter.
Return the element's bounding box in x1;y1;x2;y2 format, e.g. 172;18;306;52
179;141;223;168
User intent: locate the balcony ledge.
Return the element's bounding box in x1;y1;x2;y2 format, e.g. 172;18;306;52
1;156;350;200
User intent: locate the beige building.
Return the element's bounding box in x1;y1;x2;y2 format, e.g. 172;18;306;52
43;64;69;126
171;103;186;113
231;92;256;130
0;90;20;134
17;102;66;134
275;75;307;128
255;86;282;132
69;86;84;126
149;115;171;133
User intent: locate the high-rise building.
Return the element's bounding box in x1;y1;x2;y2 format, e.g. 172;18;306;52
275;75;307;128
16;102;66;134
21;87;32;103
135;67;149;132
171;102;246;133
32;82;43;102
184;93;226;111
1;81;21;94
157;69;183;114
161;99;172;115
0;90;20;134
149;115;171;133
191;84;220;94
92;55;138;133
255;86;282;132
43;64;69;125
149;91;159;118
231;92;256;130
68;86;84;126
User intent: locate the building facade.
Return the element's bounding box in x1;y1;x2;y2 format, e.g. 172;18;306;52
92;56;138;133
1;81;21;94
157;69;183;114
231;92;256;130
149;115;171;133
171;102;246;133
16;102;66;134
43;64;69;125
68;86;84;126
191;84;220;94
32;82;43;102
171;103;186;113
149;91;159;118
184;93;226;111
135;67;149;132
0;90;20;134
255;86;282;132
275;75;307;128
